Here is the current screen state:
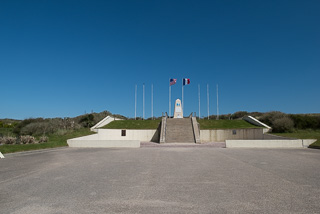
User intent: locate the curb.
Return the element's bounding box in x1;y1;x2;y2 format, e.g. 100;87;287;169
3;146;69;157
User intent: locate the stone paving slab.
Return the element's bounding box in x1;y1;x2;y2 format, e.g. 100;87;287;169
1;147;320;213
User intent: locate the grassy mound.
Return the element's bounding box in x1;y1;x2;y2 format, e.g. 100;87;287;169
273;130;320;148
102;120;161;129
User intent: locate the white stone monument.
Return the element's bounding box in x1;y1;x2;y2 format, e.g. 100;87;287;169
174;99;183;118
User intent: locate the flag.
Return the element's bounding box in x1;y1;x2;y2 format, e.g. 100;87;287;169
183;78;190;85
170;78;177;86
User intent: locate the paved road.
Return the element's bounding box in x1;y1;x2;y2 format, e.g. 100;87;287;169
1;147;320;214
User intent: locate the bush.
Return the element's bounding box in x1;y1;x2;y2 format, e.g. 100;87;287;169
39;136;49;143
232;111;248;119
79;114;95;128
20;135;36;144
13;118;45;135
289;114;320;130
21;121;60;136
0;136;17;144
272;117;294;133
259;111;286;126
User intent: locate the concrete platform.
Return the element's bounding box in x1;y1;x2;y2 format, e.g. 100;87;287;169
1;147;320;213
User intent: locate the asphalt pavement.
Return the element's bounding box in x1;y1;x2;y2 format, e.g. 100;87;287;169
1;147;320;214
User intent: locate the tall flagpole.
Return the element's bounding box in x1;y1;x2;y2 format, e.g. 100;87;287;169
207;84;209;119
169;79;171;117
217;84;219;120
182;79;184;112
151;84;153;120
135;84;137;120
143;83;145;120
198;84;201;119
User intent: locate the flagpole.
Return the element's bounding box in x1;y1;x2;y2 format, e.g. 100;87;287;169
207;84;209;119
169;79;171;117
198;84;200;119
143;83;145;120
135;84;137;120
182;79;184;113
151;84;153;120
217;84;219;120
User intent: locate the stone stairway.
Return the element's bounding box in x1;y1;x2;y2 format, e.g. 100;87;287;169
165;118;195;143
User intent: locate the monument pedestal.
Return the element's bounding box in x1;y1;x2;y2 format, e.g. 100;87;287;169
173;99;183;118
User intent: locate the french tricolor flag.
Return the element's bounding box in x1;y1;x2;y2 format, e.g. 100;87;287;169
183;78;190;86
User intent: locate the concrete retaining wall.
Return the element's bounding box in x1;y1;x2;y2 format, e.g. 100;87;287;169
226;139;317;148
97;129;158;142
67;128;160;148
302;139;317;148
200;128;264;142
67;134;140;148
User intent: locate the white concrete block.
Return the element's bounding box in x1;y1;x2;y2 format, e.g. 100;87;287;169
302;139;317;148
67;140;140;148
226;140;304;148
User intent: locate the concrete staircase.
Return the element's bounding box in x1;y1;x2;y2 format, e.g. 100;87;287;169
165;118;195;143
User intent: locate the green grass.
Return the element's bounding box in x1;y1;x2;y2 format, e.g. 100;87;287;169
198;119;260;130
0;128;94;154
273;129;320;149
102;120;161;129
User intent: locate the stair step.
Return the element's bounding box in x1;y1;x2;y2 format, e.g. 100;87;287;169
165;118;195;143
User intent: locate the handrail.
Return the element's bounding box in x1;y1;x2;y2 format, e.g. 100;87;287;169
164;113;167;142
160;112;168;143
191;116;201;144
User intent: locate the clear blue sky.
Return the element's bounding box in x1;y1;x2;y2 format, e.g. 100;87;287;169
1;0;319;119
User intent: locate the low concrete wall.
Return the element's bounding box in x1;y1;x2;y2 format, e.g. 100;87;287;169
200;128;264;142
97;129;158;142
226;139;317;148
302;139;317;148
67;134;140;148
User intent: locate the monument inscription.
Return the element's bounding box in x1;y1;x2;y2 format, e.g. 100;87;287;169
174;99;183;118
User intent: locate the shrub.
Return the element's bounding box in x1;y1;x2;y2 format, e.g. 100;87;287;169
13;118;45;135
272;117;294;133
21;121;60;136
259;111;286;126
232;111;248;119
0;136;17;144
56;129;67;136
79;114;95;128
39;136;49;143
289;114;320;130
20;135;36;144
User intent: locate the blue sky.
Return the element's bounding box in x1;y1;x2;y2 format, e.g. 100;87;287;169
1;0;319;119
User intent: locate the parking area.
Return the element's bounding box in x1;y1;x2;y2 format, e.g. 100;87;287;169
1;147;320;213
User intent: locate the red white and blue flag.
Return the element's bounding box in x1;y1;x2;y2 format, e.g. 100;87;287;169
170;78;177;86
183;78;190;85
